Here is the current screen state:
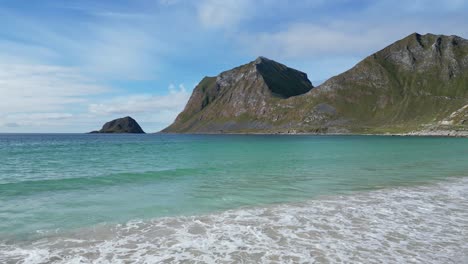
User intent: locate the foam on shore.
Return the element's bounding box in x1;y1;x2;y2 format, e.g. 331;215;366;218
1;178;467;263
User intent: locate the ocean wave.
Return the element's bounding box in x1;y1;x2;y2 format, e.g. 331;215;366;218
0;168;206;197
1;178;467;263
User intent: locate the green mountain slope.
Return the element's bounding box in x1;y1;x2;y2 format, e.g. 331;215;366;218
163;33;468;134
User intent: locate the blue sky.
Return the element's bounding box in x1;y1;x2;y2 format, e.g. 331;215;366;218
1;0;467;132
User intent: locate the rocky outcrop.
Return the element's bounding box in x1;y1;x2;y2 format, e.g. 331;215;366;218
91;116;145;134
163;33;468;134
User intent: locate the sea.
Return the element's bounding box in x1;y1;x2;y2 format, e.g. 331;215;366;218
0;134;467;263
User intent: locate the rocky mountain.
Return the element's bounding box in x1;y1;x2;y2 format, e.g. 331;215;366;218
163;57;313;132
163;33;468;135
90;116;145;134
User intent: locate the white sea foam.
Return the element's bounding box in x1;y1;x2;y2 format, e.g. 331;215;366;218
1;178;468;263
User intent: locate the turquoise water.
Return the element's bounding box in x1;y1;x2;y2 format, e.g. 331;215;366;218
1;134;467;242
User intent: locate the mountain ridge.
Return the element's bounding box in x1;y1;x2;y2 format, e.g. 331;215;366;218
163;33;468;135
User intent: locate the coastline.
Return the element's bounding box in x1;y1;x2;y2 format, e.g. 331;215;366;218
157;130;468;138
2;177;467;263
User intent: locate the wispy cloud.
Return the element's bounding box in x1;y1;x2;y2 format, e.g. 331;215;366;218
239;23;388;60
237;1;468;61
0;5;167;81
85;83;190;132
0;62;109;113
0;83;190;132
88;84;190;116
0;2;177;132
197;0;250;29
78;25;163;80
372;0;467;13
2;112;74;124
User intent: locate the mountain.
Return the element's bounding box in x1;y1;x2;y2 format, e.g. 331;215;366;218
163;33;468;135
90;116;145;134
163;57;313;132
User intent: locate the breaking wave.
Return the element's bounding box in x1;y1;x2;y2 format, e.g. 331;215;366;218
1;178;467;263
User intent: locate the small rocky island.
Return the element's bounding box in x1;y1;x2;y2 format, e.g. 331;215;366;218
90;116;145;134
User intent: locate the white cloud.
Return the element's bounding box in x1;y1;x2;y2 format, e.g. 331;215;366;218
239;17;468;61
240;23;387;60
0;40;59;64
197;0;250;29
0;63;110;113
0;7;167;81
82;84;191;132
0;81;190;131
374;0;467;13
79;26;163;80
1;113;74;127
0;112;81;133
88;84;190;116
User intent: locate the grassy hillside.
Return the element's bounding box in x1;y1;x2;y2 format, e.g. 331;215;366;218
163;33;468;134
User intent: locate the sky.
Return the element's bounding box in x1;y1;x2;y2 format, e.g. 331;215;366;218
0;0;467;133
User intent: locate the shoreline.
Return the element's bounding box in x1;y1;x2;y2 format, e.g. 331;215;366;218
2;177;467;263
157;130;468;138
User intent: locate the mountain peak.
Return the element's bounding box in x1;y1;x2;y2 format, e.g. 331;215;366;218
400;32;464;46
162;57;314;132
254;56;271;63
214;56;313;99
364;32;468;75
